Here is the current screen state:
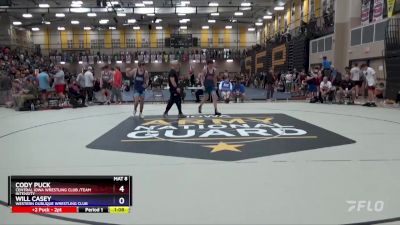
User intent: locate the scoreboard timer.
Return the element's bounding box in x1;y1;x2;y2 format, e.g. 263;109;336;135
8;176;132;214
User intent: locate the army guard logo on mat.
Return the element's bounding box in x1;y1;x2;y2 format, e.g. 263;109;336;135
87;114;355;161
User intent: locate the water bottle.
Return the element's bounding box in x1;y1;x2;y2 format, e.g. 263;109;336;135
30;103;35;111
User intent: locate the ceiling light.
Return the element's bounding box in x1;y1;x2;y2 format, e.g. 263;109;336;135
156;26;162;30
240;7;251;11
127;19;136;23
179;18;190;23
208;19;216;23
31;27;40;31
209;2;219;6
39;3;50;8
110;1;119;5
135;3;145;7
225;25;232;29
202;25;209;29
180;26;187;29
143;1;153;4
117;12;126;17
116;60;122;63
147;13;155;16
58;26;65;31
13;21;22;25
70;7;90;13
155;19;162;23
109;26;116;30
274;6;284;11
71;20;79;24
87;12;97;17
99;19;109;24
44;21;51;25
227;59;233;63
133;26;140;30
134;60;139;63
211;12;219;16
255;22;263;26
176;6;195;14
71;3;82;7
231;19;237;22
60;61;66;64
98;61;103;63
234;11;243;16
241;2;251;7
78;61;83;64
178;13;186;16
22;13;32;18
178;1;190;6
263;15;272;19
55;13;65;17
248;27;255;31
83;26;91;30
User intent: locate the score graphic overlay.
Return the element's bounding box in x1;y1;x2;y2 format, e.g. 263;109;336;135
8;176;132;214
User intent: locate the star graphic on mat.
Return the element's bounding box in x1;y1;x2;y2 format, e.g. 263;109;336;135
204;142;244;153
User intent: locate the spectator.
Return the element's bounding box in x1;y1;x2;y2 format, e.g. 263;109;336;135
361;64;377;107
37;67;50;104
331;67;342;91
76;69;85;89
13;79;38;110
350;63;362;98
299;69;307;96
195;73;204;103
0;73;12;106
100;65;113;105
337;74;356;104
307;68;319;102
219;76;233;103
319;76;334;103
285;71;293;93
53;65;66;103
111;66;123;104
68;81;86;108
264;68;276;101
232;81;246;103
83;66;94;104
322;56;332;78
189;66;195;87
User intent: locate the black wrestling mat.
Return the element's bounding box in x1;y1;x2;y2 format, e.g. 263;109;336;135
87;114;355;161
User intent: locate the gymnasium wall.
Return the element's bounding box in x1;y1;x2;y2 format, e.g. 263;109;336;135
31;26;256;54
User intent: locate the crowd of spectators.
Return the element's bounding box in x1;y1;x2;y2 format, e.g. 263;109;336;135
0;46;385;112
249;56;381;106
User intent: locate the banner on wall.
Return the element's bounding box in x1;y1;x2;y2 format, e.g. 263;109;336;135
291;0;296;29
361;0;371;25
88;56;94;64
373;0;384;22
387;0;396;17
310;0;315;18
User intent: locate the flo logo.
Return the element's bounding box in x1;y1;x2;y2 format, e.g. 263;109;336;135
346;201;384;212
87;114;355;161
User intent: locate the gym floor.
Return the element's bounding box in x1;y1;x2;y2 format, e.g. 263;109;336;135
1;102;399;225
